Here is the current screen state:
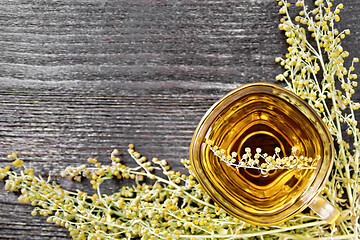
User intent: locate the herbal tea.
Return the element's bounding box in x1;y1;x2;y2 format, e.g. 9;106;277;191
203;93;319;213
191;83;335;225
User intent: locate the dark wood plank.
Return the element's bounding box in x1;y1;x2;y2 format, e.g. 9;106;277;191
1;0;360;239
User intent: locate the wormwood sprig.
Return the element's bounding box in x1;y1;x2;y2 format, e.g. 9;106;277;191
1;148;341;240
1;148;232;240
276;0;360;237
206;139;319;176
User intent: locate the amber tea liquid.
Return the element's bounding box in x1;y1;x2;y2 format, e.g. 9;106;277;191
204;93;319;214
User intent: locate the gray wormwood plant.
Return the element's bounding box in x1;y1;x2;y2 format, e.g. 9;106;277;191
1;0;359;239
206;139;320;176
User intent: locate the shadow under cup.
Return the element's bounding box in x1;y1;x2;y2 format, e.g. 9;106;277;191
189;83;337;226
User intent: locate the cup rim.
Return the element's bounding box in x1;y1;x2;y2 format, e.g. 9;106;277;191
189;82;335;226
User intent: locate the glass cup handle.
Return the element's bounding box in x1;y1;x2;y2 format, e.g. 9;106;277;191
309;194;340;224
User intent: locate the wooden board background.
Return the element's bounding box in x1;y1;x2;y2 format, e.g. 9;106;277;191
1;0;360;239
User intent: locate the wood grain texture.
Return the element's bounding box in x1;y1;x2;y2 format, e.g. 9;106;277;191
1;0;360;239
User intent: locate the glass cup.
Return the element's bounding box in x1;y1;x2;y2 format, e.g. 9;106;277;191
189;82;340;226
